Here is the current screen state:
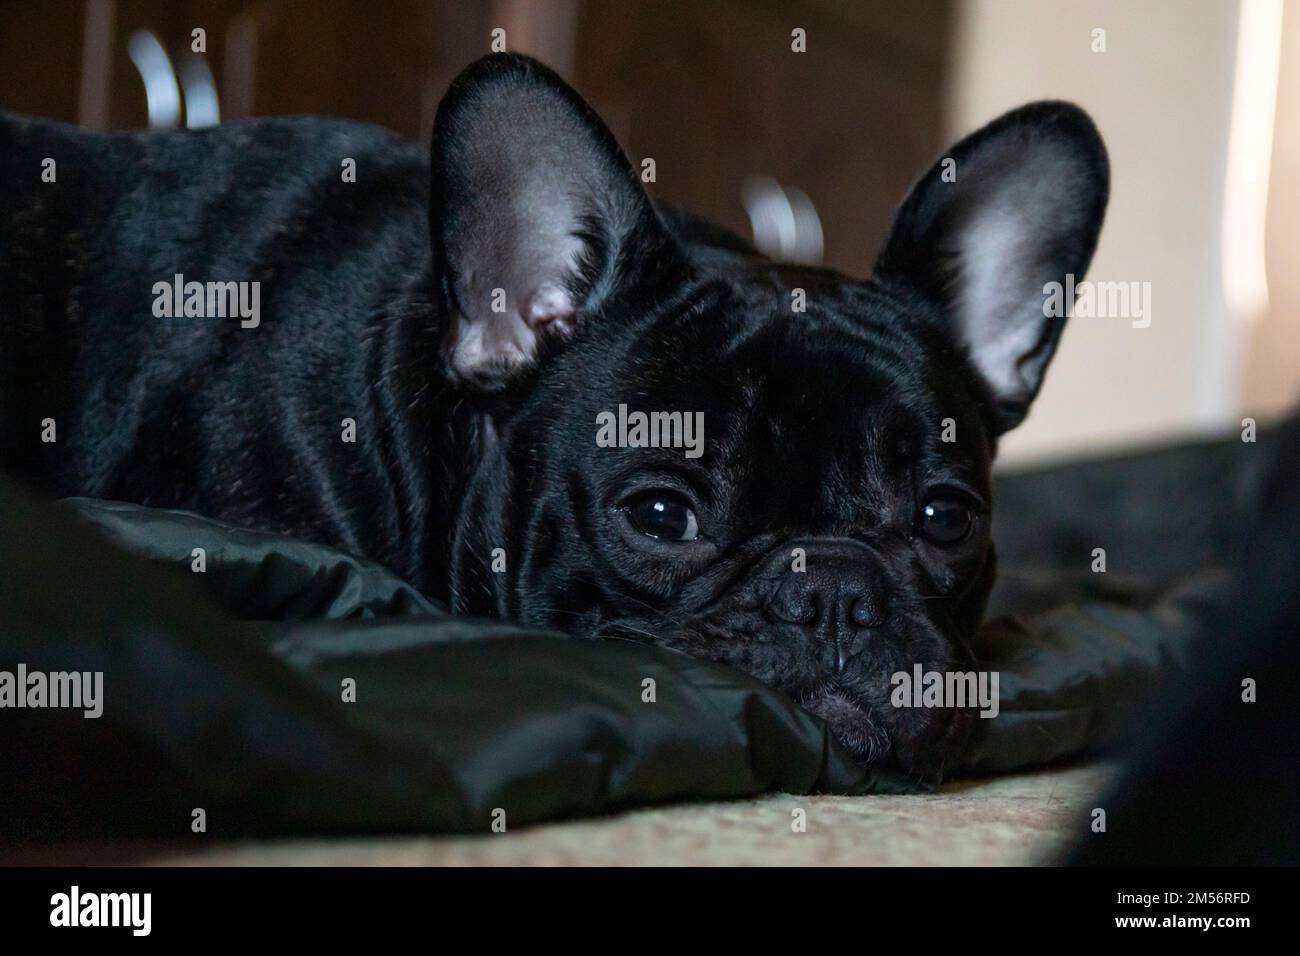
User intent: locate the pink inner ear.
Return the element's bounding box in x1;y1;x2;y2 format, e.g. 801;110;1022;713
522;281;576;332
442;280;580;388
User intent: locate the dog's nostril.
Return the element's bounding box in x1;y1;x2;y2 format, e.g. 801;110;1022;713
767;580;818;624
850;595;884;629
775;599;818;625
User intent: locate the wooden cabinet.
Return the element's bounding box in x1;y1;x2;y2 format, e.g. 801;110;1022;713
571;0;951;272
0;0;951;271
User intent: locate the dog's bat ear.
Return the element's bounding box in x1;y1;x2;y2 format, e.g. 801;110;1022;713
429;53;687;391
872;101;1109;432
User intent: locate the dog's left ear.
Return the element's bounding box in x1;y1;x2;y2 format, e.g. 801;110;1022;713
873;102;1109;431
430;53;687;391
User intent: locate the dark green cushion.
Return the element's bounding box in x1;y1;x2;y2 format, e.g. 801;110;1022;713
0;421;1280;842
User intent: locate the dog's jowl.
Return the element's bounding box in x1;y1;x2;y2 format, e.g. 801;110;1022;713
0;54;1108;776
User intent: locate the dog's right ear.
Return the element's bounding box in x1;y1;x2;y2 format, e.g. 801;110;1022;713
430;53;687;391
872;102;1109;432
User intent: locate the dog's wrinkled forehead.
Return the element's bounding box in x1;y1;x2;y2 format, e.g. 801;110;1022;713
591;272;990;495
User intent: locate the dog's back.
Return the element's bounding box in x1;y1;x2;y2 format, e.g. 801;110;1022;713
0;114;432;536
0;112;131;490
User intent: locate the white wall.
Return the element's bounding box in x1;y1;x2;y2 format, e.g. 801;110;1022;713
948;0;1243;465
1243;0;1300;415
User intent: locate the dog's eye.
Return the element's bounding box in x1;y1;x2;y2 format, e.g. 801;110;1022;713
624;493;700;542
917;496;974;545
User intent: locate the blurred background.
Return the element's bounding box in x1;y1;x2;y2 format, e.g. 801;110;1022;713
1;0;1296;464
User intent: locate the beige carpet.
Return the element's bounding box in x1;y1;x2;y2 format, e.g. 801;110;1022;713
151;762;1113;866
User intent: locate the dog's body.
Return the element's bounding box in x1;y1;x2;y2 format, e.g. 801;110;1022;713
0;54;1108;776
0;114;457;592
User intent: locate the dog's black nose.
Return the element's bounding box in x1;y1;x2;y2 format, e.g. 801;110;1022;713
765;540;887;674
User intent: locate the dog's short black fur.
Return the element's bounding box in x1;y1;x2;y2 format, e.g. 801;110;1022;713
0;54;1108;776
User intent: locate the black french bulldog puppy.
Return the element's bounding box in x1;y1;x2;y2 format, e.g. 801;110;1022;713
0;54;1107;777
